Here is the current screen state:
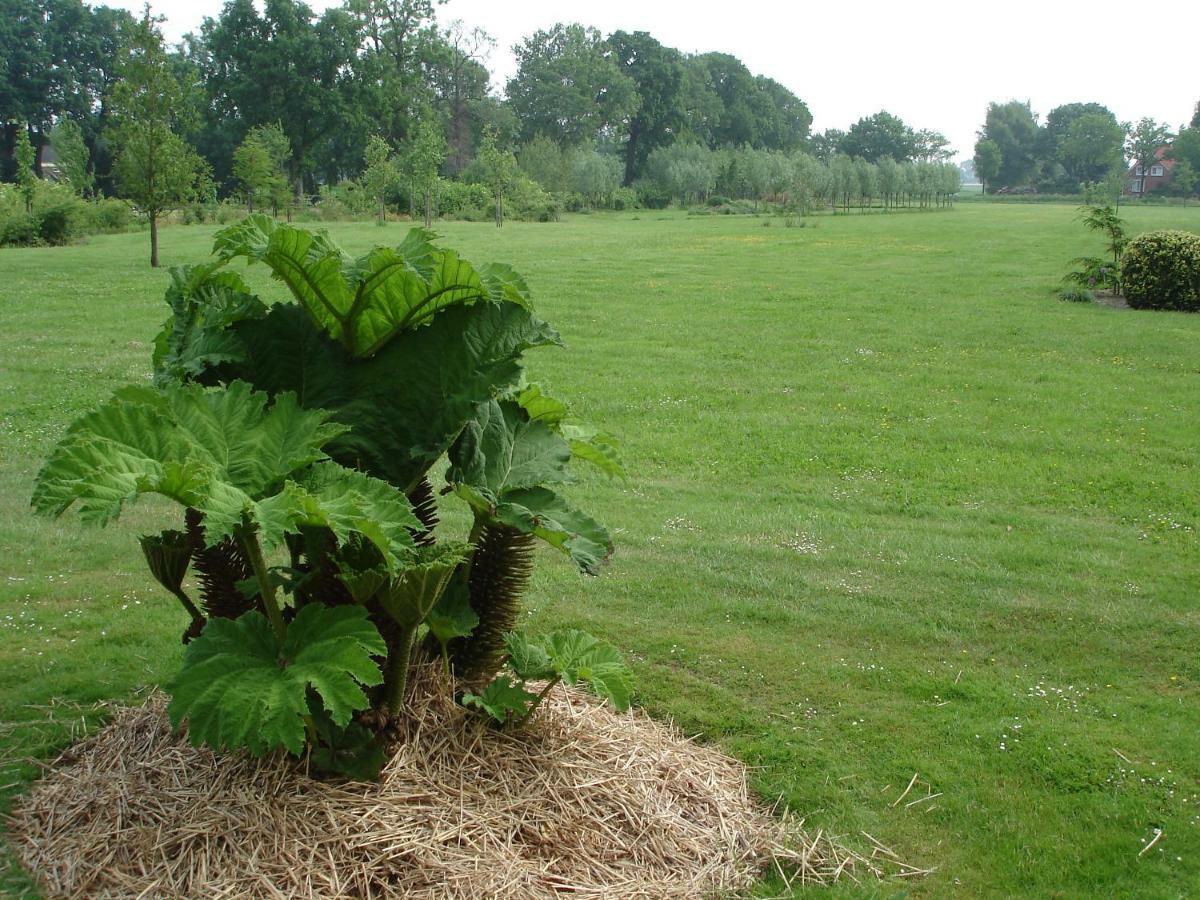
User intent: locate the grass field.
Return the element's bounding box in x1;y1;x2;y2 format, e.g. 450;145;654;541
2;203;1198;897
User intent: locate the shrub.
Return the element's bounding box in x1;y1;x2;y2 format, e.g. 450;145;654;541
610;186;639;211
0;212;40;246
33;219;629;778
438;180;491;216
1121;230;1200;311
36;201;79;244
84;198;135;233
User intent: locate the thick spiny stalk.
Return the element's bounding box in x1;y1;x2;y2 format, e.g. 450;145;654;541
185;508;252;620
384;625;420;712
407;478;440;547
450;523;534;686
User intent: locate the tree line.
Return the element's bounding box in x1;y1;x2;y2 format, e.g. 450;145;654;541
1;1;820;193
972;99;1200;196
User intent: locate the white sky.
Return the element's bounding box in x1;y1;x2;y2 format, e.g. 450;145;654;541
121;0;1200;162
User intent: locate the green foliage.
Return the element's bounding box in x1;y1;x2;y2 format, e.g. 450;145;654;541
476;126;517;226
49;120;93;197
506;24;637;147
107;10;209;265
14;127;37;214
461;674;538;723
212;214;531;358
1064;204;1128;294
466;629;634;725
167;604;385;755
447;399;614;572
233;123;292;214
31;219;620;776
1121;230;1200;311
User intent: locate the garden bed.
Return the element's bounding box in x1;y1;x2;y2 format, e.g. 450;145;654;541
7;667;910;898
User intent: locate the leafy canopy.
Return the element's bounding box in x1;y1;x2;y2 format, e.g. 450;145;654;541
212;214;532;357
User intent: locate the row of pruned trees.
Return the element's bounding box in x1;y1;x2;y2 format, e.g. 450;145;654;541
642;143;962;211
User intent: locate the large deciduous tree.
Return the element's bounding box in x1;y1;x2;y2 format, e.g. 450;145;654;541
506;23;638;147
838;111;917;162
192;0;359;194
608;30;684;185
428;20;492;175
1125;118;1173;192
1058;112;1126;185
108;10;209;267
979;100;1038;188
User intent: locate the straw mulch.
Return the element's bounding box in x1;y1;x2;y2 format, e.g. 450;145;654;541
9;667;911;898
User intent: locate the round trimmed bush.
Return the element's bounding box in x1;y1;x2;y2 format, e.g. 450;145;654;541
1122;230;1200;312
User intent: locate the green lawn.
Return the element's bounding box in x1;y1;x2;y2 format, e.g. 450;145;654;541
2;203;1198;897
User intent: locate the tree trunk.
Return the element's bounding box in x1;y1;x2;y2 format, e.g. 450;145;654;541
494;191;503;228
423;190;432;228
623;121;640;187
150;213;159;268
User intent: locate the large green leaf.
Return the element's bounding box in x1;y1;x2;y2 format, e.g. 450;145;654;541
252;463;420;567
213;216;532;358
212;215;353;342
451;484;612;575
31;381;418;565
223;301;561;491
504;631;556;681
32;381;344;527
166;604;385;756
152;263;267;386
426;581;479;654
516;383;626;479
448;400;572;495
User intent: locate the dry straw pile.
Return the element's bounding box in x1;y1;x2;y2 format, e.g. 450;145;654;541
10;668;912;898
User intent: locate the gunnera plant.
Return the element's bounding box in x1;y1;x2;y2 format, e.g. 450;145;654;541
1121;230;1200;312
33;216;631;778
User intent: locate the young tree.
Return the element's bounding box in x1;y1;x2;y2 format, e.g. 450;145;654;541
233;122;291;215
107;10;208;267
360;134;398;223
403;114;446;227
49;119;93;196
973;138;1001;195
1170;159;1197;198
14;126;37;213
476;125;516;227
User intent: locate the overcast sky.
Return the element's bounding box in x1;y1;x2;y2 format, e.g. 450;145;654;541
120;0;1200;161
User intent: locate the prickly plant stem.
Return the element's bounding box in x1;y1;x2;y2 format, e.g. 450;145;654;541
169;587;205;626
511;681;556;729
236;524;286;642
385;625;420;712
